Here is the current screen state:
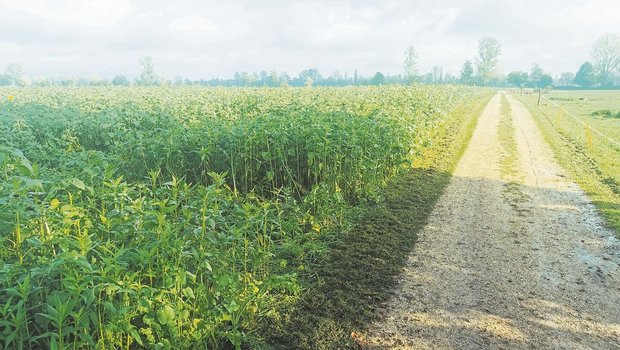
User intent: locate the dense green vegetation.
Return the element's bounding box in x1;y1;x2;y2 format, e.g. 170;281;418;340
0;86;485;349
516;90;620;235
268;90;491;349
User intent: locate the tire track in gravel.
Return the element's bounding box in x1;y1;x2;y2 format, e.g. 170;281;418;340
361;93;620;349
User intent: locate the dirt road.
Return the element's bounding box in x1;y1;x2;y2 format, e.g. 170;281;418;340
363;93;620;349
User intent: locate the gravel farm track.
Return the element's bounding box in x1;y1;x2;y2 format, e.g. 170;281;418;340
362;93;620;349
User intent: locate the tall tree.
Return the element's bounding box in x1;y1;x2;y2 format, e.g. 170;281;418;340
278;72;290;86
529;63;544;86
574;62;596;87
242;72;255;86
431;66;443;83
475;37;501;85
112;75;130;86
137;56;157;86
299;68;320;87
371;72;385;85
5;63;24;86
536;74;553;88
591;33;620;86
507;71;528;87
403;46;418;82
559;72;575;86
460;60;474;84
269;70;279;87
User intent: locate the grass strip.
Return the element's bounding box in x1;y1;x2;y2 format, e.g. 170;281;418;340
498;94;519;179
498;94;530;216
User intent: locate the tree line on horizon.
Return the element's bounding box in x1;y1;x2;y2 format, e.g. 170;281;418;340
1;34;618;89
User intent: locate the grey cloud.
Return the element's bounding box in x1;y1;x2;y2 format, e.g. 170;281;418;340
0;0;618;79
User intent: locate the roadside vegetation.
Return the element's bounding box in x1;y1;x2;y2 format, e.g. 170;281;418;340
268;90;492;349
0;86;489;349
515;90;620;235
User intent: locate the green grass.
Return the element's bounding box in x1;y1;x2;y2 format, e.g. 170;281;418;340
498;94;530;216
515;90;620;235
265;92;493;349
544;90;620;142
498;94;519;179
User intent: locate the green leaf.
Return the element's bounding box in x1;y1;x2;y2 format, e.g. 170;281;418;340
71;178;86;191
129;328;143;346
26;237;42;248
50;336;58;350
182;287;195;299
185;270;197;282
157;305;175;324
23;178;44;191
225;300;240;313
16;161;34;177
179;309;190;320
75;258;92;271
260;151;272;160
217;275;229;287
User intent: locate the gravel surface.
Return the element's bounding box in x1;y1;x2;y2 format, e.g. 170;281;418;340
362;93;620;349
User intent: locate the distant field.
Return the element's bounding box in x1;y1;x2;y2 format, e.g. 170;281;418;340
516;90;620;235
545;90;620;143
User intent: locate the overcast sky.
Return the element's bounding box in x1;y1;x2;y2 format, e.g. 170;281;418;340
1;0;619;80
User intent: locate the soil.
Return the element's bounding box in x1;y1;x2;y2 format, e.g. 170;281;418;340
361;93;620;349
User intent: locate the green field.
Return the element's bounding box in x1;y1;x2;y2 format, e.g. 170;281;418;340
0;86;489;349
545;90;620;141
516;90;620;235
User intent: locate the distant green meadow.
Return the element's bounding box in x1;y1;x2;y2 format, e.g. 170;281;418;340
517;90;620;235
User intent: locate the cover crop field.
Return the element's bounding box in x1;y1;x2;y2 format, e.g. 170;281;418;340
0;86;486;349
